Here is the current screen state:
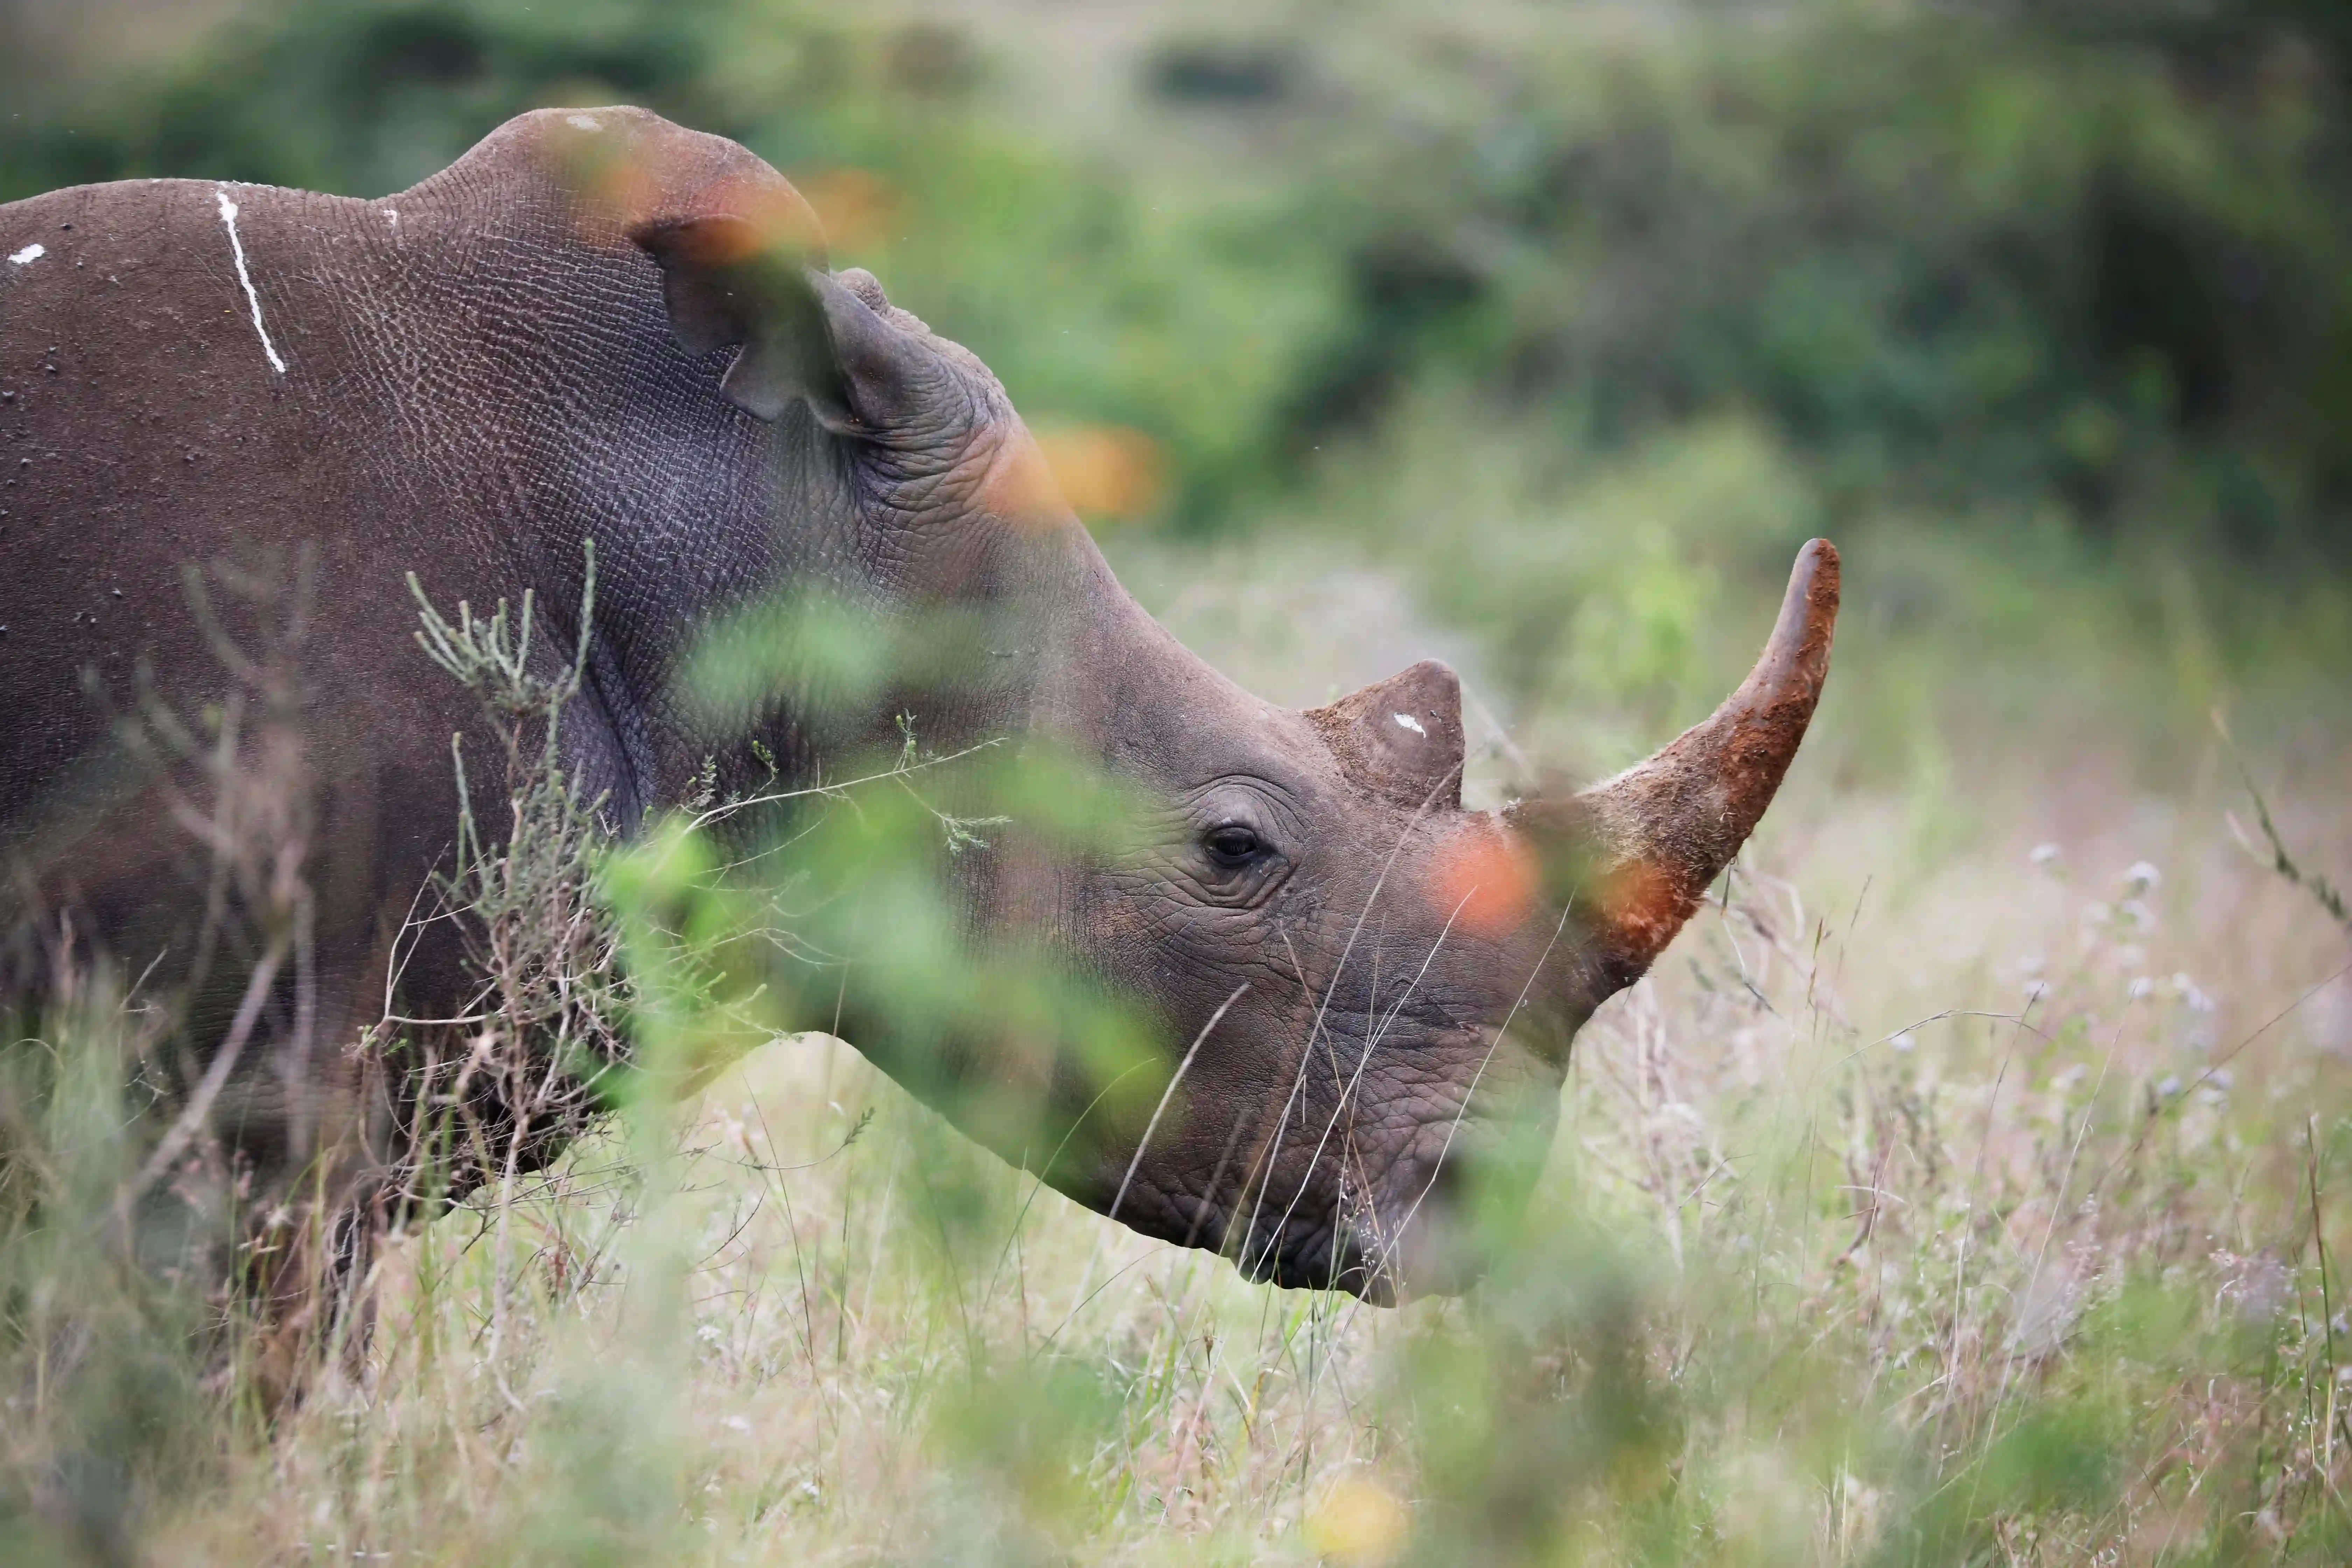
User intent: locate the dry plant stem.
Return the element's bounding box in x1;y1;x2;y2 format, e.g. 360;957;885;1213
1362;889;1579;1298
2309;1120;2352;1465
1935;1008;2027;1453
122;935;288;1209
400;541;634;1237
1107;983;1252;1228
2216;708;2352;937
1228;781;1449;1290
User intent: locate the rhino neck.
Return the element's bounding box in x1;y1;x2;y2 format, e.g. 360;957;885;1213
1024;522;1277;778
552;427;1088;830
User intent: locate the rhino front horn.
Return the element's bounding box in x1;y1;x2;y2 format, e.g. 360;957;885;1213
1508;538;1839;993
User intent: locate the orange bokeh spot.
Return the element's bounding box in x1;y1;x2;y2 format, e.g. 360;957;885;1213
573;148;662;242
1032;425;1166;523
794;167;903;254
569;144;825;260
976;435;1071;532
1428;824;1539;938
696;171;828;255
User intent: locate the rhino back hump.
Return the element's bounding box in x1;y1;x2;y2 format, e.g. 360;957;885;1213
0;109;778;992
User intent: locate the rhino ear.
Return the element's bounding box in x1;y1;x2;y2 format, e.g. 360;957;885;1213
630;217;938;431
797;267;950;438
1304;660;1467;812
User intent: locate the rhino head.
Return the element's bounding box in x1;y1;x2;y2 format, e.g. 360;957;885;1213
1045;547;1835;1301
622;137;1838;1303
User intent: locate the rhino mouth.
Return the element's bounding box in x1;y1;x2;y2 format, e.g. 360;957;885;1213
1093;1004;1541;1302
1215;1143;1484;1304
1226;1194;1450;1305
1239;1217;1402;1302
1122;1177;1409;1302
1170;1017;1523;1301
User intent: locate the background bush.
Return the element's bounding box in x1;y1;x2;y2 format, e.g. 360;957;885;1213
13;0;2352;571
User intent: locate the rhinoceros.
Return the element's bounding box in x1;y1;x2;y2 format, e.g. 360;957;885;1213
0;108;1835;1307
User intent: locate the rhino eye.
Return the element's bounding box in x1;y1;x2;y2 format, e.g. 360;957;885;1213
1202;824;1266;868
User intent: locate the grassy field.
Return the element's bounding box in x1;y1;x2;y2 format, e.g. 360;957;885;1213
9;533;2343;1567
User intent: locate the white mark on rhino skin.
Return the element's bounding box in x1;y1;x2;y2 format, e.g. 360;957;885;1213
1392;712;1427;736
567;113;603;132
214;188;287;375
6;243;44;266
385;207;399;227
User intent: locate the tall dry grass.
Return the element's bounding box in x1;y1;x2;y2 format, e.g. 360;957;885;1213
5;540;2351;1567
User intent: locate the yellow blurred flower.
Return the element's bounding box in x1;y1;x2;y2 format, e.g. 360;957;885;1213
1305;1476;1408;1563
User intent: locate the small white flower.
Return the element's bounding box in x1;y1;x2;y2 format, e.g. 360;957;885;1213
2156;1075;2183;1098
2209;1068;2234;1091
696;1322;724;1346
2023;979;2051;1002
1890;1031;1915;1054
2030;842;2064;867
2124;860;2162;892
723;1414;751;1433
2172;974;2217;1014
2127;976;2154;1001
2119;898;2158;932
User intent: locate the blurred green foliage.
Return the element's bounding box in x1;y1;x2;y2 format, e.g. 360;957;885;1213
9;0;2351;575
1294;4;2352;566
3;0;738;197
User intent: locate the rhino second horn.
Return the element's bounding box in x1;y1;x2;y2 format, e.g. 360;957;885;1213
1304;659;1468;812
1510;538;1839;991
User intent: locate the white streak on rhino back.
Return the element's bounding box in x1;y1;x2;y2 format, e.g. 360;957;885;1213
214;188;287;374
6;243;43;266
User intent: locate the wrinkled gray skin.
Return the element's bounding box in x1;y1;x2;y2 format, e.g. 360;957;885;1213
0;110;1833;1302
